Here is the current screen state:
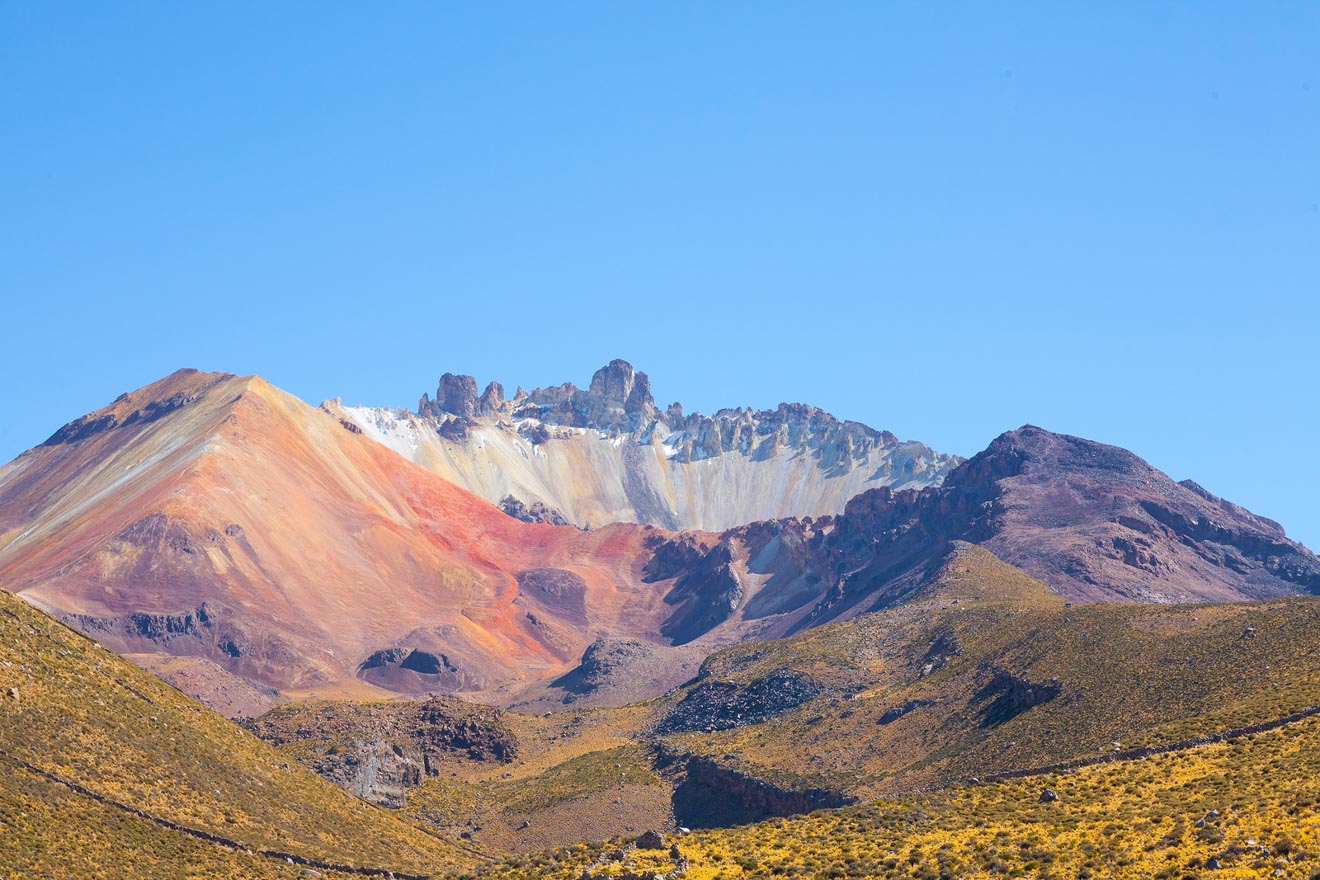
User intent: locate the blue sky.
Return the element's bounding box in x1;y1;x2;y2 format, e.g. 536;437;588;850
2;4;1318;548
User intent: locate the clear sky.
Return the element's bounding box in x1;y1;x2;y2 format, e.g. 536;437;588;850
2;4;1318;549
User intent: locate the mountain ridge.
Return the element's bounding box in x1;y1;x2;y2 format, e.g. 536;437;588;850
3;368;1318;716
327;359;959;532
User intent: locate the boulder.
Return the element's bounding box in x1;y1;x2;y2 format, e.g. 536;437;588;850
636;829;666;850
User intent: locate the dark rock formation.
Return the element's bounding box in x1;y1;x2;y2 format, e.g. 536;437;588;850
660;749;855;829
477;381;506;416
653;538;746;645
500;495;571;527
656;669;822;734
512;359;659;433
42;370;234;447
520;423;551;445
979;670;1063;725
63;590;275;683
359;647;410;670
635;830;666;850
399;649;457;675
357;646;476;691
436;417;473;442
878;699;934;725
551;638;664;702
434;373;480;418
411;360;955;483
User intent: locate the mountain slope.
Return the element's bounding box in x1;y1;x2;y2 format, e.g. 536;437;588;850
646;424;1320;637
0;369;770;705
0;369;681;701
326;359;958;531
653;541;1320;803
803;425;1320;613
3;372;1315;714
478;709;1320;880
0;587;475;877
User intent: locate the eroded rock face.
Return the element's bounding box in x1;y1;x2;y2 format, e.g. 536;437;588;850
358;647;467;691
41;369;234;447
979;670;1062;725
500;495;571;527
432;373;480;418
335;360;960;532
655;540;746;645
477;381;506;417
243;697;516;807
62;584;291;685
664;751;855;829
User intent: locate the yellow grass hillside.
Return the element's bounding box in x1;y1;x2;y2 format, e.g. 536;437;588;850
0;589;478;878
655;543;1320;799
477;710;1320;880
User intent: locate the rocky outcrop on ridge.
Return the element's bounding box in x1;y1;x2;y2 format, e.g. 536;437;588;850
327;359;960;532
655;668;823;735
419;359;941;469
499;495;571;527
242;697;516;808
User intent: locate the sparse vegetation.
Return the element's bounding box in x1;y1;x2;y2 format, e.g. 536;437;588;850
11;544;1320;878
655;546;1320;800
0;589;476;877
475;713;1320;879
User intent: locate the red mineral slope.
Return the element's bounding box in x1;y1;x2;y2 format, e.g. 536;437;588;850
0;370;719;704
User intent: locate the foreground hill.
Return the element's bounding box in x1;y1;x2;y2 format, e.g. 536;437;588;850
327;359;958;531
0;588;475;878
480;709;1320;879
653;542;1320;807
238;544;1320;860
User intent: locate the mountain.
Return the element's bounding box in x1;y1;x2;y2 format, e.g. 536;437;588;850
3;372;1317;714
804;424;1320;612
0;370;707;705
0;587;475;878
0;369;830;708
8;368;1320;875
601;424;1320;652
323;359;959;531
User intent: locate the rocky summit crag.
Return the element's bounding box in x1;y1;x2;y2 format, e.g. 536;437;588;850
329;359;960;531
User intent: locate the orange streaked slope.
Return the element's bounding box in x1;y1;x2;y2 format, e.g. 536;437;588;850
0;369;705;702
